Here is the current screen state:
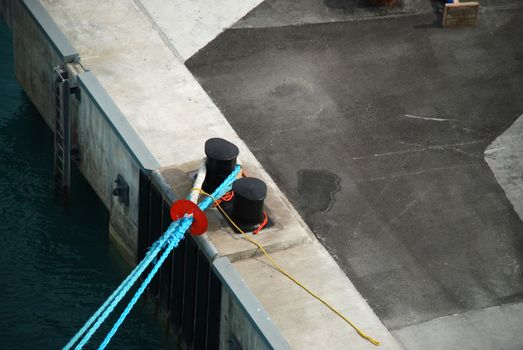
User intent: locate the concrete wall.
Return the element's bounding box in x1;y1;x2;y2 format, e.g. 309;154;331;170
75;71;144;262
220;289;272;350
11;0;76;128
214;257;291;350
0;0;14;28
6;0;158;263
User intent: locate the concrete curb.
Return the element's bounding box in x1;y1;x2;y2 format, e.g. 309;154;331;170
21;0;77;62
213;257;292;350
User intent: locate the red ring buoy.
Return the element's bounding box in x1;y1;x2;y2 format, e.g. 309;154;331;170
170;199;208;235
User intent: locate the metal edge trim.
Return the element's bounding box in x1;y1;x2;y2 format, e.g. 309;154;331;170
21;0;78;62
213;256;291;350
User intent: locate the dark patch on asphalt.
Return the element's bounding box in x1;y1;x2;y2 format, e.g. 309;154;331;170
270;81;302;97
296;169;340;214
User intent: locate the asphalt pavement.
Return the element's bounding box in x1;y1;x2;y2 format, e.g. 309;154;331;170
187;1;523;332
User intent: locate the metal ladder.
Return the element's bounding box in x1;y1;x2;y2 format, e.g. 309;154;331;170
53;67;71;198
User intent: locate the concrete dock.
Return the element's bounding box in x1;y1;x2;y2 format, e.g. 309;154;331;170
187;0;523;348
1;0;402;349
2;0;523;349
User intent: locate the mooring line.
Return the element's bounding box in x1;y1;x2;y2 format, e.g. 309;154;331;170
98;218;191;349
63;165;241;350
63;221;180;350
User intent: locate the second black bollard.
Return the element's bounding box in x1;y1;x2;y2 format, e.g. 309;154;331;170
231;177;267;232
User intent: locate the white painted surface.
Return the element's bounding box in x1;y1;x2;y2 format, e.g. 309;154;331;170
393;302;523;350
136;0;263;61
485;114;523;221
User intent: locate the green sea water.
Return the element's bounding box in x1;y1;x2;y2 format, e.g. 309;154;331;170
0;19;176;350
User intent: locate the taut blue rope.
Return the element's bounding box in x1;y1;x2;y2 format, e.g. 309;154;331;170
98;218;191;349
62;221;179;350
72;222;182;350
64;165;240;350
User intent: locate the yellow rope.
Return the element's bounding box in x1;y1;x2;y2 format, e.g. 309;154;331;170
192;187;381;346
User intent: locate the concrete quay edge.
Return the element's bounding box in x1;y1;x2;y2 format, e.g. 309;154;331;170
21;0;77;62
14;0;402;348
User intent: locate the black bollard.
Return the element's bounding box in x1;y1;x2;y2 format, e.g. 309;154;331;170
231;177;267;232
202;138;239;193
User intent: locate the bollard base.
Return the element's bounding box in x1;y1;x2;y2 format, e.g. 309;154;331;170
218;199;275;234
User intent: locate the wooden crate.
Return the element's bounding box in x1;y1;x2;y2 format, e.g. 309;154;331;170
442;0;480;27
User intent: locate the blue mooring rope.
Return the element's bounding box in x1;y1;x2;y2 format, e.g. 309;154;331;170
63;165;241;350
63;221;181;350
98;218;191;349
72;223;181;350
